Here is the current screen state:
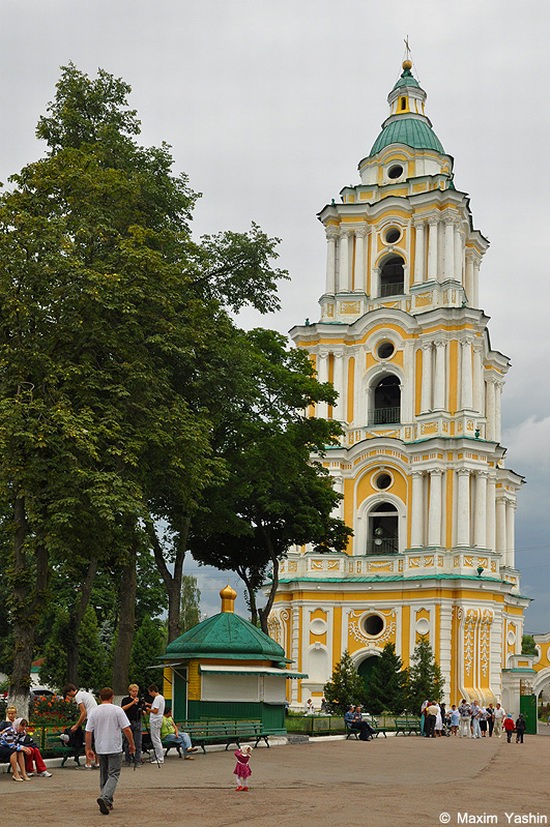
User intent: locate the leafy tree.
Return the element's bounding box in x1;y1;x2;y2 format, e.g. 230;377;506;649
367;643;407;714
78;605;110;692
190;328;353;632
0;63;287;706
405;637;444;712
522;635;537;656
323;651;367;714
180;575;201;633
129;614;166;692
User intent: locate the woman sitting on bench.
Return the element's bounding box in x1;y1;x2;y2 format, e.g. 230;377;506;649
0;708;52;777
160;710;199;759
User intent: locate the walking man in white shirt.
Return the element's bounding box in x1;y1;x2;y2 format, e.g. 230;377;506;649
146;684;165;764
85;687;135;816
493;703;506;738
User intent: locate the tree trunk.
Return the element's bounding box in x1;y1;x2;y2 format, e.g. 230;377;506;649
9;496;49;713
111;539;137;694
66;557;99;684
258;533;279;636
148;516;190;643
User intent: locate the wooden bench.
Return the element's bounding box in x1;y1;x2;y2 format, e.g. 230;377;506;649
394;718;422;735
156;720;272;757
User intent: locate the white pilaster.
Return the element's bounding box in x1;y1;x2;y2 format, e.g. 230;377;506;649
464;252;474;304
413;220;425;284
456;468;471;547
472;258;480;308
486;378;496;441
443;215;455;280
487;476;496;554
338;231;350;292
506;500;516;569
421;343;433;412
428;469;443;547
427;217;438;281
325;229;337;294
316;351;329;418
495;381;504;444
473;471;488;548
461;338;473;410
433;339;446;410
473;341;484;415
354;228;366;292
495;496;507;559
454;224;464;283
410;471;424;547
332;352;345;420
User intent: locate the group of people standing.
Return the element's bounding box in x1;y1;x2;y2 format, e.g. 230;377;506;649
421;699;527;742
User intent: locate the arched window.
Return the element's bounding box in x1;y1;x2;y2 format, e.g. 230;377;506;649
380;255;404;297
371;375;400;425
367;501;399;555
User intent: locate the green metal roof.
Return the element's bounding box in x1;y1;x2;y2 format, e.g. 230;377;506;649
370;117;444;156
392;68;420;89
164;611;288;662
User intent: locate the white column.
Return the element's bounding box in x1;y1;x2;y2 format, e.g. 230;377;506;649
464;252;474;304
495;496;507;559
456;468;471;547
332;352;345;421
291;607;300;707
486;378;496;441
325;230;337;294
428;469;443;547
433;340;446;410
487;476;496;553
506;501;516;569
339;231;350;292
421;343;433;412
410;471;424;547
454;224;464;283
472;258;480;308
371;267;380;299
316;351;329;418
473;341;484;415
413;220;425;284
461;338;473;410
443;216;455;280
473;471;488;548
495;381;504;443
332;474;344;520
427;218;439;281
354;229;366;292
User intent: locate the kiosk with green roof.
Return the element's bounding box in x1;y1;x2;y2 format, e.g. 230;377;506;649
160;585;306;733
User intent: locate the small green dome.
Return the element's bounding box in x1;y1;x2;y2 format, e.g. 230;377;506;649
165;611;287;662
370;117;445;156
392;68;420;90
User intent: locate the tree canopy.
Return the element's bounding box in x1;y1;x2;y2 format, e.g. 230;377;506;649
0;63;290;704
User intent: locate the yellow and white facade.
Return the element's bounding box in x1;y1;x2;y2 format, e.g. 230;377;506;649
269;61;529;712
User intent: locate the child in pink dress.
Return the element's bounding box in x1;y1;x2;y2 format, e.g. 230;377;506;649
233;744;253;791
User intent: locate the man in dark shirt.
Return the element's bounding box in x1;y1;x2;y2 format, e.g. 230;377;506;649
120;684;144;766
344;705;374;741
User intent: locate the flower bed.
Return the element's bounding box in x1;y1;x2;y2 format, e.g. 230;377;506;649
30;694;78;728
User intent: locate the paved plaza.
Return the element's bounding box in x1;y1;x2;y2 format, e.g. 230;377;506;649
1;733;549;827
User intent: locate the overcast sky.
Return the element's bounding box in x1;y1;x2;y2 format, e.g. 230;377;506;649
1;0;548;632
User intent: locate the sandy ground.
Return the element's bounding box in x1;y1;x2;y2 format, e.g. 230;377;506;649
1;732;549;827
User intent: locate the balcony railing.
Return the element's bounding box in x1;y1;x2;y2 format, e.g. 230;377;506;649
369;406;400;425
366;538;399;555
380;282;404;297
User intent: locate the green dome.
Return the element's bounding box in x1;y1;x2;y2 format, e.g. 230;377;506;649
369;117;444;156
165;611;287;662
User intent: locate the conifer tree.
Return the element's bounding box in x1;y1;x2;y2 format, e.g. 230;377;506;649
129;615;166;691
367;643;407;714
323;650;367;713
405;637;444;712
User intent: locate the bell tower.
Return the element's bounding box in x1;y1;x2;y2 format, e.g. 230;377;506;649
271;60;528;712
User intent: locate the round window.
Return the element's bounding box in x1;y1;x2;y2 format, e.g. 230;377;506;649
375;473;392;490
384;227;401;244
377;341;395;359
387;164;404;180
363;614;384;636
